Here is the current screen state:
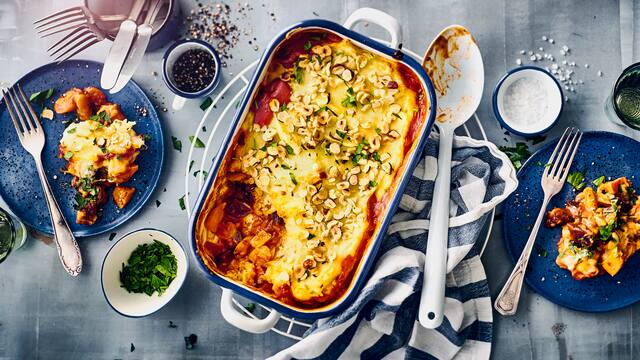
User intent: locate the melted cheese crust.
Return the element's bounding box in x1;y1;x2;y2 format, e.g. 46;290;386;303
196;34;428;308
548;177;640;279
59;119;144;182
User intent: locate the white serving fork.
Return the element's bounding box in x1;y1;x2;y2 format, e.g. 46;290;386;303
494;128;582;315
2;85;82;276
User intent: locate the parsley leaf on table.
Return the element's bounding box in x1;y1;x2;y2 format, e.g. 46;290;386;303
499;142;531;171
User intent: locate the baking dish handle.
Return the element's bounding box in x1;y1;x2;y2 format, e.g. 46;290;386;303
220;289;281;333
343;7;403;49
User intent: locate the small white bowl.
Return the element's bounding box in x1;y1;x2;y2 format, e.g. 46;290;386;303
492;66;564;137
101;229;188;317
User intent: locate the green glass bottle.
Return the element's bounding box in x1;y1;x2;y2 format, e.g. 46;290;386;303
0;207;27;264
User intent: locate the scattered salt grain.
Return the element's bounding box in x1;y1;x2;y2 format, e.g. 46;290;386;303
516;58;522;65
597;70;603;77
542;35;548;41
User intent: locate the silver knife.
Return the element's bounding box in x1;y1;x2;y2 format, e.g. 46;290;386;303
100;0;147;90
110;0;164;94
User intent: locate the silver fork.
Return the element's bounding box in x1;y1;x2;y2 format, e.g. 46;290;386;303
34;6;125;37
2;85;82;276
494;128;582;315
34;6;123;63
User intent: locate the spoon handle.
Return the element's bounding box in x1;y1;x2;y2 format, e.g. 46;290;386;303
419;128;453;329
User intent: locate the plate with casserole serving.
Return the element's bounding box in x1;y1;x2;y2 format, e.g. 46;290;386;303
0;60;164;237
503;131;640;312
189;10;437;324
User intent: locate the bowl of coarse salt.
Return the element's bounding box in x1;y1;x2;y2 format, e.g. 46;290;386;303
492;66;564;137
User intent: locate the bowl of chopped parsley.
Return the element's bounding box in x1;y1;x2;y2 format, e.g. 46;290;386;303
101;229;188;317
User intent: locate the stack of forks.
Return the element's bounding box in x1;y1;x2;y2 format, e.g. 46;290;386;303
33;6;126;63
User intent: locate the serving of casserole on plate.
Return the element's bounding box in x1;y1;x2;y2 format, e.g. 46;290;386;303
191;21;436;317
547;177;640;280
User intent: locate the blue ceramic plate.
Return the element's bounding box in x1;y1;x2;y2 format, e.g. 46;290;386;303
503;131;640;312
0;60;164;238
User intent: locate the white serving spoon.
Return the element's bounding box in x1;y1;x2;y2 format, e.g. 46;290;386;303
418;25;484;329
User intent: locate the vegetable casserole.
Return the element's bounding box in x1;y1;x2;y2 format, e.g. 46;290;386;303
546;177;640;279
195;29;429;308
55;87;146;225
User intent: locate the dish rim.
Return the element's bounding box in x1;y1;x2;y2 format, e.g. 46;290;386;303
187;19;437;319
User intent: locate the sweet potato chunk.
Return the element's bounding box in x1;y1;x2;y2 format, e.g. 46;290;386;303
112;186;136;209
97;103;126;121
83;86;107;107
54;88;83;114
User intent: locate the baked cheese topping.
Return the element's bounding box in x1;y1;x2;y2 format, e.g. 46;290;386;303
60;119;145;181
197;32;428;307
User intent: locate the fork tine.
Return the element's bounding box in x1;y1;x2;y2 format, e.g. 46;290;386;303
47;26;89;53
557;131;583;182
54;37;99;63
34;6;82;25
17;85;42;132
551;129;580;180
39;23;86;38
36;16;87;35
10;87;37;133
543;127;570;177
2;90;26;139
4;88;30;133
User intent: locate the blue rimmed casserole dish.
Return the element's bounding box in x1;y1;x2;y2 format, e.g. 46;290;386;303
188;8;437;330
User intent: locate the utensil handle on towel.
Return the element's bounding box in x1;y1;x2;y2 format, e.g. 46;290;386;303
220;289;281;333
495;196;551;316
419;129;453;329
343;7;402;49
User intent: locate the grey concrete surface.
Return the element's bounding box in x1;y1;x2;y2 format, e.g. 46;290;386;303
0;0;639;359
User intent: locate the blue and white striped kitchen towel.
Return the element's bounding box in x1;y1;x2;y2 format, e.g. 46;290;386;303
270;133;518;360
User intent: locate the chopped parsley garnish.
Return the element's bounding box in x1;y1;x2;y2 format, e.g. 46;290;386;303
336;129;347;139
371;151;381;162
178;195;186;211
304;40;312;51
285;144;294;155
130;343;135;352
184;334;198;350
599;221;616;241
375;127;382;134
294;60;304;84
119;240;177;296
89;110;111;122
499;142;531;171
315;105;337;116
169;321;178;328
155;200;161;208
171;136;182;152
369;180;378;187
592;175;606;186
66;128;76;134
308;234;316;239
200;96;213;111
29;88;55;103
567;171;586;191
189;136;205;148
535;245;548;257
63;151;73;160
281;164;291;170
193;170;209;178
188;160;195;172
341;87;357;107
280;102;288;111
108;232;117;241
289;172;298;185
245;303;256;313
